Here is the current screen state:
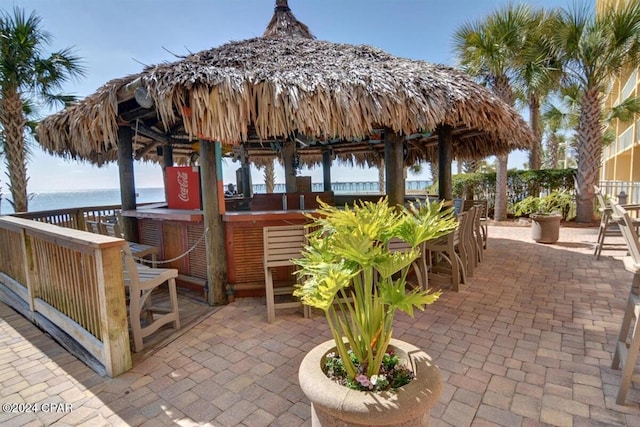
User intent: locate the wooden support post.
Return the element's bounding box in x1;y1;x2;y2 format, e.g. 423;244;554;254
240;145;252;197
200;140;227;306
384;139;391;196
163;143;174;167
20;229;36;312
75;209;86;232
437;125;453;201
384;129;405;207
322;149;332;192
95;244;132;377
117;126;139;242
162;143;174;203
283;140;297;194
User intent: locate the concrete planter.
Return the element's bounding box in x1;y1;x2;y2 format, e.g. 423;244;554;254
530;214;561;244
298;338;442;426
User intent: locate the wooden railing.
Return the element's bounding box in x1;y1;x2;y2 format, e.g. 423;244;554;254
0;216;131;377
12;204;123;231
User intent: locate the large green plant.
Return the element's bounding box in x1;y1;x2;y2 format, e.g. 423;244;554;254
513;190;574;218
293;198;457;387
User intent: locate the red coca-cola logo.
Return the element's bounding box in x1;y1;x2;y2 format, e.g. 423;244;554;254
177;171;189;202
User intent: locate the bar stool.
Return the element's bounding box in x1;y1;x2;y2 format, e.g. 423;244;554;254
610;203;640;404
594;186;624;260
425;214;466;291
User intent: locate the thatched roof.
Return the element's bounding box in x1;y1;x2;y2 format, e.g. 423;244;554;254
36;1;533;167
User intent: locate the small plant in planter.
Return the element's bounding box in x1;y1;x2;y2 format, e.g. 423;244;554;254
294;198;457;391
513;190;574;219
513;190;574;243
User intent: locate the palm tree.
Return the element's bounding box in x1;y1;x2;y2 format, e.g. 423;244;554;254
542;104;570;169
263;160;275;193
541;85;579;169
453;4;532;220
462;160;479;174
428;160;437;192
0;7;84;212
549;2;640;222
513;7;563;170
542;82;640;170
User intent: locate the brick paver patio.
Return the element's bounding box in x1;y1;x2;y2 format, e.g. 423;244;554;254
1;224;640;426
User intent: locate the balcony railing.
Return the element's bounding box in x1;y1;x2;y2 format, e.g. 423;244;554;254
619;125;634;152
621;69;637;101
599;180;640;204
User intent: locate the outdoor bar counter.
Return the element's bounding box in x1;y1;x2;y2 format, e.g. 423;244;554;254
121;191;333;298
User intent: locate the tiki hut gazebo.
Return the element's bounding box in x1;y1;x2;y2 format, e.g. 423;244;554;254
36;0;533;305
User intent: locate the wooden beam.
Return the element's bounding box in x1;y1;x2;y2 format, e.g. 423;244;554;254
200;140;227;306
116;77;142;103
385;129;405;207
438;125;453;201
455;130;486;139
384;138;391;195
240;164;252;197
118;107;156;123
134;141;160;160
133;122;171;144
117;126;139;242
322;149;332;192
162;144;173;203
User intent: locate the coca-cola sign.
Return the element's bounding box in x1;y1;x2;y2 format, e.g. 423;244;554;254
177;171;189;202
166;166;201;210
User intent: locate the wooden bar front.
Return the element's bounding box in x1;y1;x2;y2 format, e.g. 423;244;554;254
121;206;315;299
224;210;312;297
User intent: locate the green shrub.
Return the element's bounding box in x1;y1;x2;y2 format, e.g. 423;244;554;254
513;190;575;219
433;168;576;216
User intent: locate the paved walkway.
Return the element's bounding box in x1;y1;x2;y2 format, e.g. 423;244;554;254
1;224;640;426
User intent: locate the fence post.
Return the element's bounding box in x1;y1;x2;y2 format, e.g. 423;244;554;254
20;230;37;312
618;191;628;205
94;243;131;377
75;209;86;232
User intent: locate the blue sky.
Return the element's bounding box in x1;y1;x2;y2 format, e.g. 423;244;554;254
3;0;586;192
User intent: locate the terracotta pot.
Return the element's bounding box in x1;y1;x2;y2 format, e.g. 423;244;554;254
298;338;442;426
530;214;561;244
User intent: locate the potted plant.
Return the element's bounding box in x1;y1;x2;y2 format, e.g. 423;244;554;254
513;190;574;244
293;198;457;426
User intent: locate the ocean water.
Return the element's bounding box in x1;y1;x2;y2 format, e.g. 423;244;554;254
0;180;432;215
0;188;166;215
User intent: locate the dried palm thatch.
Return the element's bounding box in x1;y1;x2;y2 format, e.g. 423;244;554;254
36;1;533;166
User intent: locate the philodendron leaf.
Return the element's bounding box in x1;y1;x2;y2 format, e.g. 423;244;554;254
374;249;420;279
378;278;442;317
293;262;355;311
398;202;458;247
331;232;383;267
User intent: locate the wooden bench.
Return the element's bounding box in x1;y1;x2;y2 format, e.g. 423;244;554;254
263;224;310;323
122;244;180;352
